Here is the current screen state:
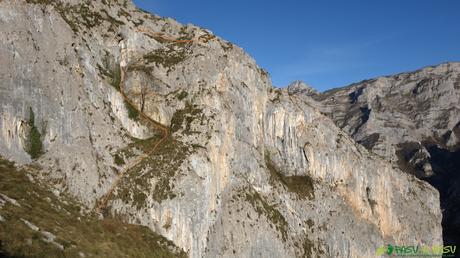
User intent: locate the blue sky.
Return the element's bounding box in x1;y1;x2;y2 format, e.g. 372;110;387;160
133;0;460;91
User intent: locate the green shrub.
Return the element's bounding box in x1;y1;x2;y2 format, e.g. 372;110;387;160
124;100;139;120
110;65;121;91
265;151;315;200
170;102;203;134
176;91;188;101
144;48;187;69
25;108;43;160
244;189;288;241
115;136;190;207
113;153;125;166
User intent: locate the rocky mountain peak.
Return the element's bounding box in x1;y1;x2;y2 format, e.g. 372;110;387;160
286;80;318;96
295;61;460;249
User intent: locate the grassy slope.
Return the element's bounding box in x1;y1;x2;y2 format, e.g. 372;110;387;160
0;158;186;258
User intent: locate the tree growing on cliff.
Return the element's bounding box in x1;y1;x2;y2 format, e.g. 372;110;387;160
26;107;43;159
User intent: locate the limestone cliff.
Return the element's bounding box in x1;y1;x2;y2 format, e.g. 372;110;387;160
293;63;459;248
0;0;442;257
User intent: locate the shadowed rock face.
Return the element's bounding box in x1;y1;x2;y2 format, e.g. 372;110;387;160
0;0;442;257
425;146;460;247
295;63;460;248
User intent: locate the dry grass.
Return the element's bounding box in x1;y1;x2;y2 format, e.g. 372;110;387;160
115;136;190;207
0;158;186;258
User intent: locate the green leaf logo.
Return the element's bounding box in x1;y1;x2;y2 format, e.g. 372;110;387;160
387;244;394;255
376;246;387;256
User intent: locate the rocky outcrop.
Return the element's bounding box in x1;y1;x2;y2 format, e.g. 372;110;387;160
0;0;443;257
295;63;460;248
286;81;318;97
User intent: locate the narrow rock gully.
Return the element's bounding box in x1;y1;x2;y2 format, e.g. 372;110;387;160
95;29;196;214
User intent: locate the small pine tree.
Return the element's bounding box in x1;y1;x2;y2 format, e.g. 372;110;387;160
26;107;43;159
29;107;35;125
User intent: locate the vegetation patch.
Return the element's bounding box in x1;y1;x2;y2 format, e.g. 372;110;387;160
170;102;204;135
176;91;188;101
258;67;269;78
144;48;188;70
265;151;315;200
25;108;44;160
111;65;121;90
124;100;140;120
115;136;191;208
221;41;233;52
306;219;314;228
302;237;316;257
117;8;132;19
0;157;186;258
300;236;325;257
269;88;282;103
111;135;161;169
198;32;216;43
26;0;124;33
97;55;139;121
113;153;125;166
97;53;121;91
244;189;288;242
127;64;153;74
148;35;192;48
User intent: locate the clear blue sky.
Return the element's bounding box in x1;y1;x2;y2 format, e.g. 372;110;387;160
133;0;460;91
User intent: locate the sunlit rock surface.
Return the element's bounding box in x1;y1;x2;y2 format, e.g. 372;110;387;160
0;0;442;257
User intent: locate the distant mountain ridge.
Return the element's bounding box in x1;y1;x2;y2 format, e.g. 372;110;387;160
293;62;460;247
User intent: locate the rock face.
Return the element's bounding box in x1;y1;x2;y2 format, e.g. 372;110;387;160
0;0;442;257
294;63;459;248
